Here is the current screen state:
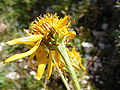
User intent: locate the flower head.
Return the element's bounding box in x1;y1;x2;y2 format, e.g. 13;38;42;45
4;13;85;80
29;13;75;37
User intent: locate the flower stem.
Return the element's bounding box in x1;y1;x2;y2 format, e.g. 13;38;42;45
57;42;80;90
52;54;71;90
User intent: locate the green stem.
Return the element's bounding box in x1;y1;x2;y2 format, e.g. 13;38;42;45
52;54;71;90
57;42;80;90
44;79;47;90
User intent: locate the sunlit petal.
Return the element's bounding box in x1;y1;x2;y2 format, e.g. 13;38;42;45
57;16;69;28
72;63;80;69
35;63;46;80
23;29;32;36
46;51;54;79
4;41;40;63
35;46;48;80
6;35;43;45
80;62;86;70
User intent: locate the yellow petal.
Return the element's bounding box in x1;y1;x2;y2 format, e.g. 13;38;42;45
4;41;40;63
6;35;43;45
46;51;53;79
24;46;32;49
35;46;48;80
57;16;69;28
60;66;67;71
72;63;80;69
35;63;46;80
28;52;36;67
80;62;86;70
23;29;32;36
53;51;64;66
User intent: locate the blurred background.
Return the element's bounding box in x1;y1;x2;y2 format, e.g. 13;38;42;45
0;0;120;90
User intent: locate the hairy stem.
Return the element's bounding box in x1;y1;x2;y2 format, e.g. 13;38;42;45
57;42;80;90
52;54;71;90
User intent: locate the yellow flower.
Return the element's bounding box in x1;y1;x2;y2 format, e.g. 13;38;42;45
29;13;76;38
67;48;86;70
4;13;85;80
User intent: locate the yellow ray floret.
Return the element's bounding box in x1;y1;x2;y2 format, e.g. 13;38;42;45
46;51;54;79
36;63;46;80
6;35;43;45
67;48;86;70
4;41;40;63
